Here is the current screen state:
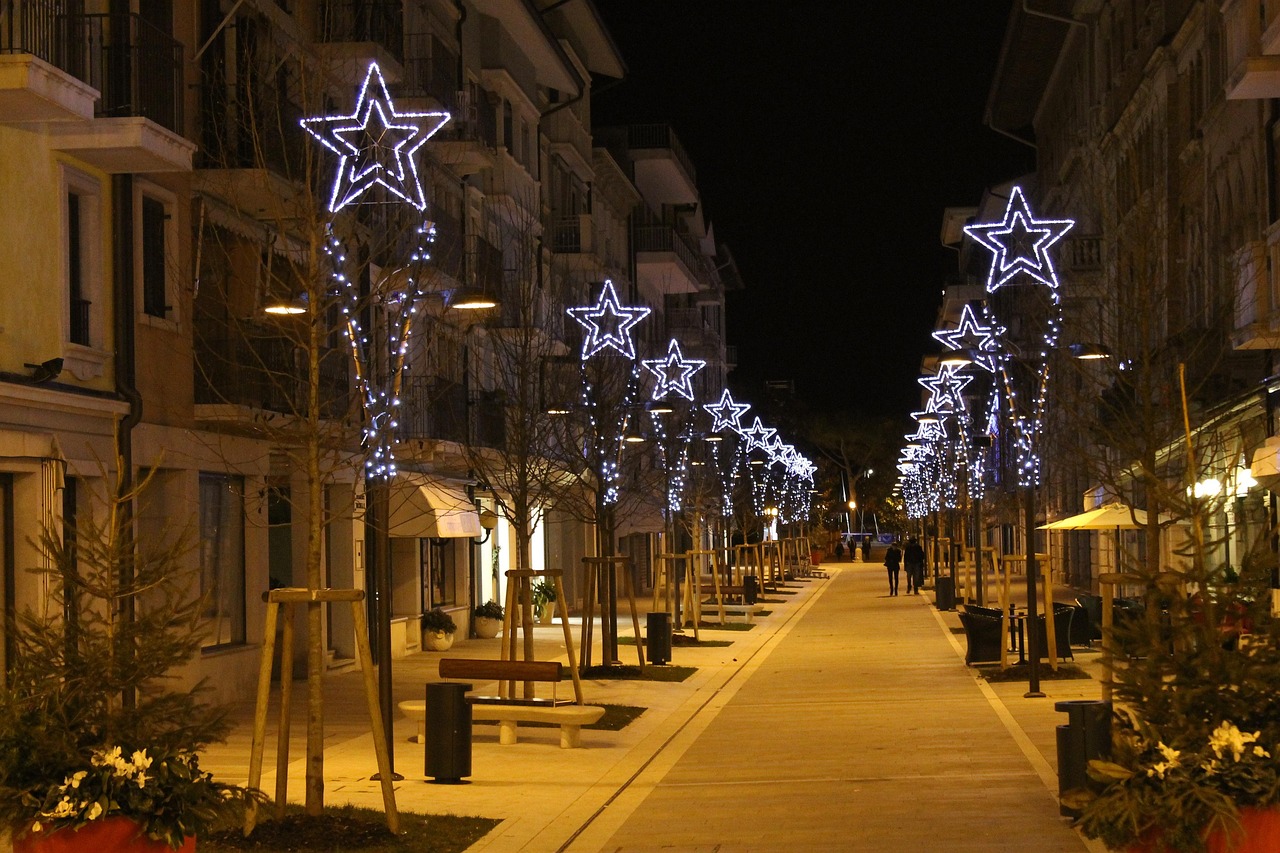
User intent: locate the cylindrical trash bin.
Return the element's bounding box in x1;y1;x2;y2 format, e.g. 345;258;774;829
743;575;760;605
647;611;672;665
934;576;955;610
1055;699;1112;816
425;682;472;784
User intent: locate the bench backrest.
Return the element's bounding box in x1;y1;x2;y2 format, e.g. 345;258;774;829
438;657;563;683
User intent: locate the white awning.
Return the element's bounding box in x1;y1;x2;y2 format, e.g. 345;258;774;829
388;476;481;538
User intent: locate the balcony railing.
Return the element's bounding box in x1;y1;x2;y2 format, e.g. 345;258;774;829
634;224;701;277
398;375;466;443
551;215;588;253
469;389;506;450
401;32;456;110
625;123;696;185
195;325;350;419
3;5;184;133
318;0;403;63
69;296;90;346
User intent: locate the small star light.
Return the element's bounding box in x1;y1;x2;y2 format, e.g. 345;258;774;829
932;303;999;372
566;279;651;360
919;365;972;413
963;185;1074;292
703;389;751;433
300;61;450;212
738;417;777;452
642;339;706;400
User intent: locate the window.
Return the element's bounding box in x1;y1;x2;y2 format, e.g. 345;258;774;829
199;473;246;647
135;182;177;322
62;169;103;353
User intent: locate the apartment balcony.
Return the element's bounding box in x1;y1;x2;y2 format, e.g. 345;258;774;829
1233;238;1280;349
398;376;466;444
194;93;308;219
665;307;720;349
433;88;497;176
399;31;457;113
315;0;404;86
194;324;351;419
551;214;594;254
469;389;506;451
625;123;696;186
1;4;192;170
1224;0;1280;99
544;107;591;179
634;224;703;294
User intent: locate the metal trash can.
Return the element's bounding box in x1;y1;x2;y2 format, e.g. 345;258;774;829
1055;699;1112;816
934;576;955;610
425;682;472;783
646;611;672;665
743;575;760;605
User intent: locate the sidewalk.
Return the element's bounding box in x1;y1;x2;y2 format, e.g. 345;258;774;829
202;560;1110;852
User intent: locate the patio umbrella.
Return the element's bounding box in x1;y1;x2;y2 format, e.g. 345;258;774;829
1038;503;1147;530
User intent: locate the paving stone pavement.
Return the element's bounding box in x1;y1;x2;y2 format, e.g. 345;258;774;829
201;557;1113;852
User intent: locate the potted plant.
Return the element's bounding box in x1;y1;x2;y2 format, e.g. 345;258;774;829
473;600;503;639
421;608;458;652
0;479;258;852
532;580;558;625
1067;560;1280;852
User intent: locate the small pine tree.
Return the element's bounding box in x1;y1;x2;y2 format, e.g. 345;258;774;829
0;467;259;847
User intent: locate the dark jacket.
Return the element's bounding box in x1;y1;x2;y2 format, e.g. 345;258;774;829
883;545;902;569
903;542;926;566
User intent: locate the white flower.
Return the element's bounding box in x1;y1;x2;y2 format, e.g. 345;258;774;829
66;770;87;790
131;749;152;772
30;822;42;833
1208;721;1262;762
1147;742;1182;779
85;802;102;821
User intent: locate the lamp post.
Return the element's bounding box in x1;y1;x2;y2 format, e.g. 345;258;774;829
963;185;1076;699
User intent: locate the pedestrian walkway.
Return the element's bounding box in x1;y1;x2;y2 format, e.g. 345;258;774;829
202;562;1110;852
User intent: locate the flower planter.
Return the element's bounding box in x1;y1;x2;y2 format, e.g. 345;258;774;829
473;616;502;639
422;630;455;651
536;602;555;625
14;817;194;853
1128;808;1280;853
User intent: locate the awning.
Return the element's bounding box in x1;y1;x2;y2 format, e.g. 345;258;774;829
1252;436;1280;490
388;476;481;538
1038;503;1148;531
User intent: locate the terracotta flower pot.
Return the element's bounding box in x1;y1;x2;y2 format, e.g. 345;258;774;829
14;817;194;853
1129;808;1280;853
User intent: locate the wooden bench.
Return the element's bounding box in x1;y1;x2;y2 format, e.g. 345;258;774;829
398;658;604;749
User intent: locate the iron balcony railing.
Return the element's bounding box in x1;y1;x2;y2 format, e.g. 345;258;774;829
195;326;350;419
401;31;456;111
2;4;185;134
633;224;702;279
318;0;403;63
625;123;696;186
398;375;466;443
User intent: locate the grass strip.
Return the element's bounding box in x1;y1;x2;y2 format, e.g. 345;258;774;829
203;804;498;853
581;664;696;682
978;663;1092;682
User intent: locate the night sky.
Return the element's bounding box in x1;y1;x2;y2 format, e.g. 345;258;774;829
590;2;1036;419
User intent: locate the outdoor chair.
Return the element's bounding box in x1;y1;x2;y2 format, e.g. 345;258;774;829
958;604;1004;664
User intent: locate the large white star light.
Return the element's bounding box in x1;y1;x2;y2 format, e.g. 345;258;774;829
919;365;973;414
642;339;706;400
566;279;651;360
933;303;1000;373
703;390;751;433
739;417;776;452
300;62;450;212
963;185;1074;292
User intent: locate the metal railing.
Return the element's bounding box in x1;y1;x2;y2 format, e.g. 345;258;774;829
633;224;701;277
551;216;586;253
626;123;696;185
69;296;90;346
401;32;456;110
397;375;466;443
194;326;349;419
318;0;403;63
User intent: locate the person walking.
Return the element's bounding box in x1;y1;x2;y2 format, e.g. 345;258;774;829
834;539;845;561
904;537;926;595
860;535;872;563
883;540;902;596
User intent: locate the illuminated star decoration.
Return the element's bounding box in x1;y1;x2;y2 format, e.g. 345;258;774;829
932;303;1000;373
642;339;706;400
566;279;652;360
703;389;751;433
738;417;777;452
919;365;973;414
963;185;1074;292
300;61;450;213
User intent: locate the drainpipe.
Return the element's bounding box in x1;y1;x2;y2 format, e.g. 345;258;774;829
113;174;140;709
